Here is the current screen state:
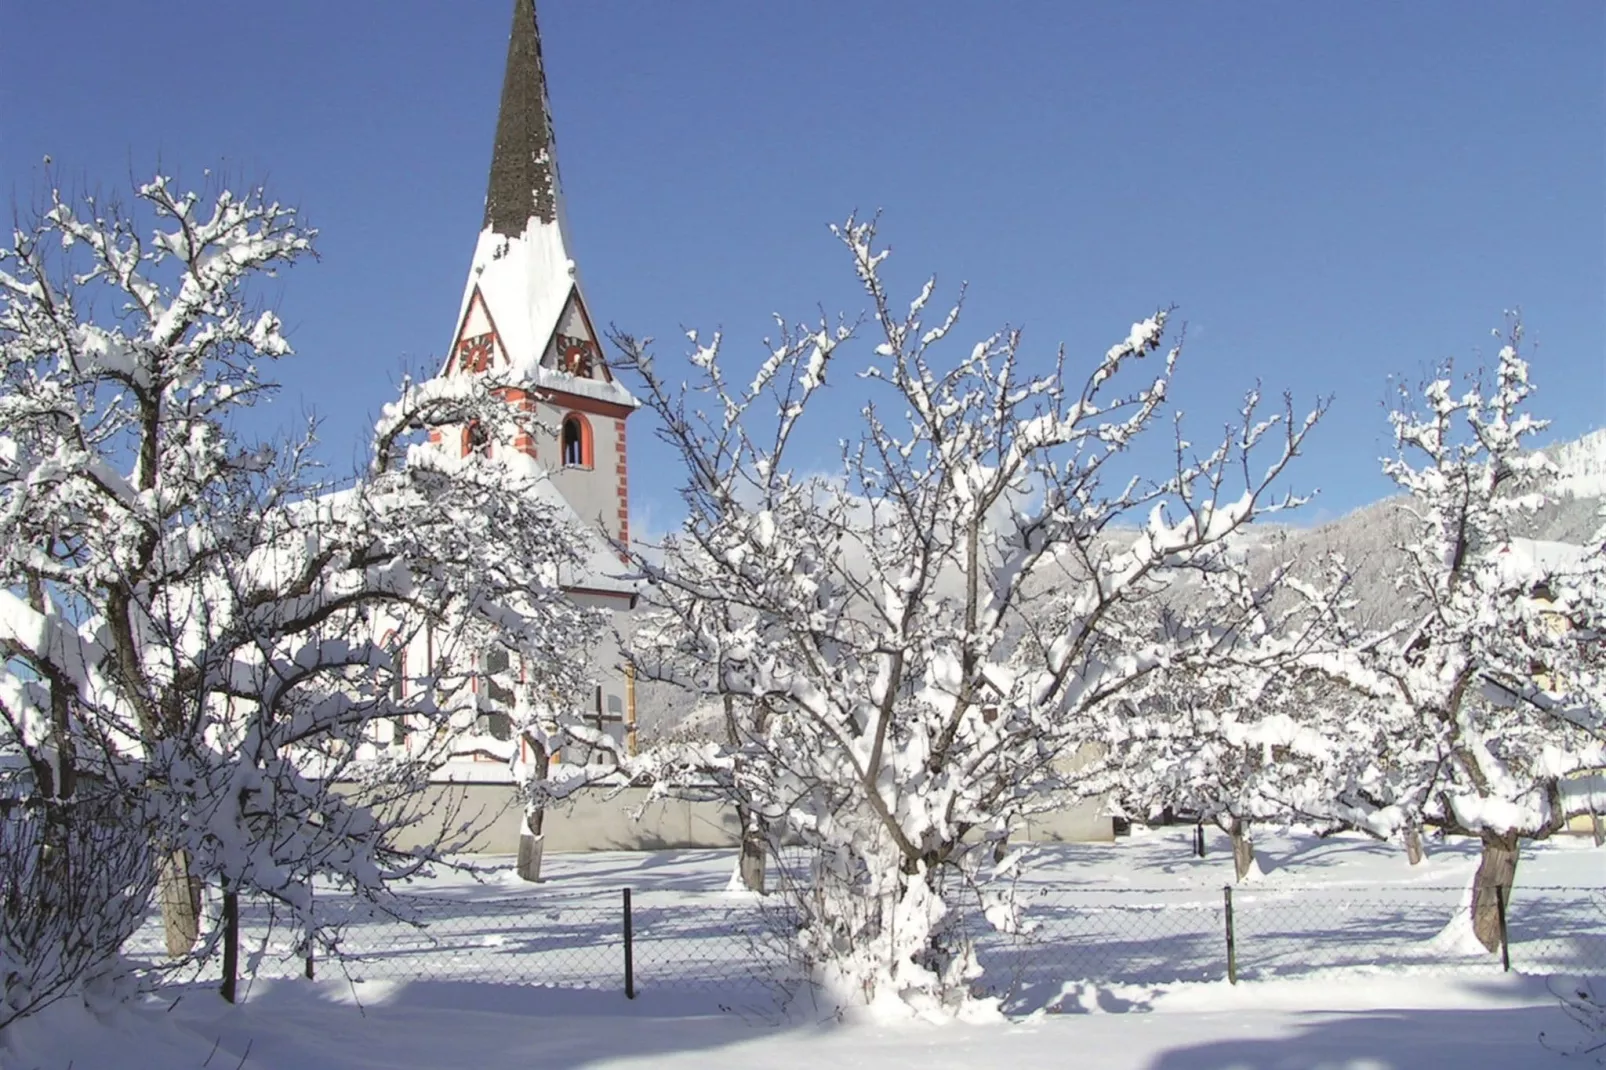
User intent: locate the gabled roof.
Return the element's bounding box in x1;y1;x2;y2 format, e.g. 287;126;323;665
1494;537;1595;593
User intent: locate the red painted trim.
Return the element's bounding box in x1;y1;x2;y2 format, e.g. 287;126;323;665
564;584;638;609
615;417;630;558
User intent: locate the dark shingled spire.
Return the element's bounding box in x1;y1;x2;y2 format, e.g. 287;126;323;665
483;0;559;235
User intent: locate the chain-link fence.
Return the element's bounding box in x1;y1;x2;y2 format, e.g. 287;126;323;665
972;884;1606;1009
124;888;803;999
126;881;1605;1006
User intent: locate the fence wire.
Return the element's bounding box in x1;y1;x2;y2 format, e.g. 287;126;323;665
126;881;1605;1004
974;884;1606;1008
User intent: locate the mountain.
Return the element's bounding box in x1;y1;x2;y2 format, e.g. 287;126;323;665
1262;428;1604;627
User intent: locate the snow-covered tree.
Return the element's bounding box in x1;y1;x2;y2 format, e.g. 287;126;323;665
610;216;1321;1015
0;173;599;996
370;376;615;886
1099;663;1354;882
1290;323;1606;950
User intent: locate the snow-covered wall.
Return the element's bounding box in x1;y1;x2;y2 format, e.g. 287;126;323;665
366;784;1114;853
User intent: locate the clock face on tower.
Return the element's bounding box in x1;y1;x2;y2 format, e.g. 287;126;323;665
456;333;495;374
554;333;598;377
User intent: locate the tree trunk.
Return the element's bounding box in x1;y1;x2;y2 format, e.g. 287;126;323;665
517;743;552;883
725;695;769;893
1226;816;1255;882
1592;811;1604;849
1470;828;1519;954
735;805;766;893
516;807;545;882
159;848;202;958
1405;825;1425;866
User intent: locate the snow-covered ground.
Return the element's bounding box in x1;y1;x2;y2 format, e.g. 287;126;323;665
10;828;1604;1069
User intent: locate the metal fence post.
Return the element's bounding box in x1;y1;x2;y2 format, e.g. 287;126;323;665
1223;885;1237;985
1495;883;1511;973
623;887;636;999
220;887;239;1004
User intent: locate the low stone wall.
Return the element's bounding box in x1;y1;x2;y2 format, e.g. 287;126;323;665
377;783;1114;855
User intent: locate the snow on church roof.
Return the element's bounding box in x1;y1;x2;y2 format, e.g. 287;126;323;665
444;0;638;411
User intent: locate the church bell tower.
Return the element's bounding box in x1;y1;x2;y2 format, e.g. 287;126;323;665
431;0;640;763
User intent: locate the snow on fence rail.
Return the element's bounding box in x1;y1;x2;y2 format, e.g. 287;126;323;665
126;884;1605;1006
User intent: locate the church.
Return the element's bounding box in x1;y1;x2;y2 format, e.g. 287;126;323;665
370;0;1113;850
398;0;640;778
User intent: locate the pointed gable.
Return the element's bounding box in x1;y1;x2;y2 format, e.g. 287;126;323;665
445;287;505;375
541;291;609;381
441;0;638;412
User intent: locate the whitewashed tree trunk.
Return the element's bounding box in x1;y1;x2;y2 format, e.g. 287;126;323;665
1218;814;1256;882
1405;825;1425;866
725;697;767;893
1470;829;1519;954
735;806;766;894
516;811;545;883
158;849;202;959
517;745;552;882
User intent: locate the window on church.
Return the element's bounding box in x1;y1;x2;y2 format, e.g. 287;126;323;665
561;414;591;468
466;420;491;459
476;647;514;742
384;633;409;749
390;646;407;702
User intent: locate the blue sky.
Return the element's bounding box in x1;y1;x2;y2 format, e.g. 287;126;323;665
4;1;1601;532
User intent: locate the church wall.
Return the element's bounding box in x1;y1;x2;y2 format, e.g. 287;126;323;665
566;589;635;749
524;402;628;545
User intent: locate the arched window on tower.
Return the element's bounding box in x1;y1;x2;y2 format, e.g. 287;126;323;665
465;420;490;459
561;414;592;468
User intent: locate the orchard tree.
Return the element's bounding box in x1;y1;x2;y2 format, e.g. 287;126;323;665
372;376;616;886
1291;324;1606;950
629;602;778;894
1098;664;1355;882
0;173;598;996
610;216;1321;1014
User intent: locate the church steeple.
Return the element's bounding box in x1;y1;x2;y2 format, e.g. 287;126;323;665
484;0;559;235
436;0;638;553
439;0;637;403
